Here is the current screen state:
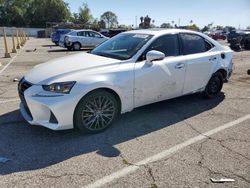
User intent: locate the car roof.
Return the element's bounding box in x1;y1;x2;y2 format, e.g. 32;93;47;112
126;28;200;36
75;29;95;32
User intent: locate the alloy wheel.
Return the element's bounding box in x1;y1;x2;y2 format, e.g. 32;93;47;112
81;96;115;131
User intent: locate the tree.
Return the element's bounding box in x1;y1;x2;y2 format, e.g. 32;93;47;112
101;11;118;29
99;20;106;29
216;25;224;30
139;15;152;29
78;3;93;26
187;24;200;31
201;26;209;32
171;21;175;26
27;0;71;27
0;0;71;27
160;23;172;28
0;0;33;27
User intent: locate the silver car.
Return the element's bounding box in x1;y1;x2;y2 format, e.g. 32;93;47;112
59;29;109;51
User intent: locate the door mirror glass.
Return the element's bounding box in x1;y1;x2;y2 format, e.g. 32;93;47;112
146;50;165;63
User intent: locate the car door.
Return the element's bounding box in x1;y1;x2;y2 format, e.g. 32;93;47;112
77;31;91;47
134;34;186;108
179;33;219;95
88;31;106;47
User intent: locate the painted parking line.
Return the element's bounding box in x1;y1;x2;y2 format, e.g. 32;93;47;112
84;114;250;188
0;99;19;104
0;42;27;75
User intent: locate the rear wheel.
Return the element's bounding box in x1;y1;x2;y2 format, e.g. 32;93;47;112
74;90;119;133
73;42;81;51
203;72;224;98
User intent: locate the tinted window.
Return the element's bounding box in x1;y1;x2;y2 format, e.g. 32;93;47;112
139;34;179;61
88;32;101;38
77;31;86;36
149;35;179;56
180;33;208;55
205;40;214;51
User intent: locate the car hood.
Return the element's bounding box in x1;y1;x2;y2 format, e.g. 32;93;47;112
25;52;119;84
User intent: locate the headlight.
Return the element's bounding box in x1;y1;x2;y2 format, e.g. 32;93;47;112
42;81;76;94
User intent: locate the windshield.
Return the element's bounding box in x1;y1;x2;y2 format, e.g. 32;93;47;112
91;33;153;60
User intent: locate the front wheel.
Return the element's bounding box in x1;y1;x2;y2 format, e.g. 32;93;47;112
74;90;119;133
203;72;224;99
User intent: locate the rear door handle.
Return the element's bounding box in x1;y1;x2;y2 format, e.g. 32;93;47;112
175;63;185;69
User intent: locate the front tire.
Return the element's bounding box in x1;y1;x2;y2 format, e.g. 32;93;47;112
203;72;224;99
74;90;119;133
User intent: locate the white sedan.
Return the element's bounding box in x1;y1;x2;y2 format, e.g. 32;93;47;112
59;29;109;51
19;29;233;133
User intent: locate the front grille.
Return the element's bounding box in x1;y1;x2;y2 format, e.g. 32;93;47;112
18;78;33;118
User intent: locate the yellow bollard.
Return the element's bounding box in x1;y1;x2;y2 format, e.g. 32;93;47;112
3;28;11;58
16;30;21;49
25;32;27;42
23;32;26;43
11;30;17;53
20;31;24;46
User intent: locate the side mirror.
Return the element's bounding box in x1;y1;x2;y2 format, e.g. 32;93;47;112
146;50;165;64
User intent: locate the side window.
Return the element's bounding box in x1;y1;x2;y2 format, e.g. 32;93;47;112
139;34;179;61
90;32;101;38
77;31;86;36
205;40;214;51
180;33;209;55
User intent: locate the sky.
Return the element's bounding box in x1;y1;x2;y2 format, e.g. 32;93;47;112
64;0;250;29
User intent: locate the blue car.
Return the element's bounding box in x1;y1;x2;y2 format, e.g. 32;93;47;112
51;29;73;45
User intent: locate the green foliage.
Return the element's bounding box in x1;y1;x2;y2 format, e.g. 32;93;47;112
0;0;71;27
0;0;32;27
186;24;200;31
139;15;152;29
77;3;93;25
101;11;118;28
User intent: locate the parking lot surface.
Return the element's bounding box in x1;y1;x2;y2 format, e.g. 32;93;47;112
0;38;250;188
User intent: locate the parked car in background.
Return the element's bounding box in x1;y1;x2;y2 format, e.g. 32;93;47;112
51;29;73;45
59;29;109;51
227;30;250;43
19;29;233;133
100;31;110;37
100;29;127;38
209;32;226;40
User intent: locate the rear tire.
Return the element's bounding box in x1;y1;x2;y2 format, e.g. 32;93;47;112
74;90;119;134
73;42;81;51
203;72;224;99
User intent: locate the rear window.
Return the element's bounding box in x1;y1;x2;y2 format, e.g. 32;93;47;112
180;33;208;55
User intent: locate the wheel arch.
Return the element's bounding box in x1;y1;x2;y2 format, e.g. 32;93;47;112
74;87;122;115
215;68;228;81
73;41;82;47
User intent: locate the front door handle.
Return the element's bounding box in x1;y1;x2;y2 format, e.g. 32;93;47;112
175;63;185;69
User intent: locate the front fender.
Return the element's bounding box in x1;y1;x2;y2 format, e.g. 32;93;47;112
72;81;134;114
